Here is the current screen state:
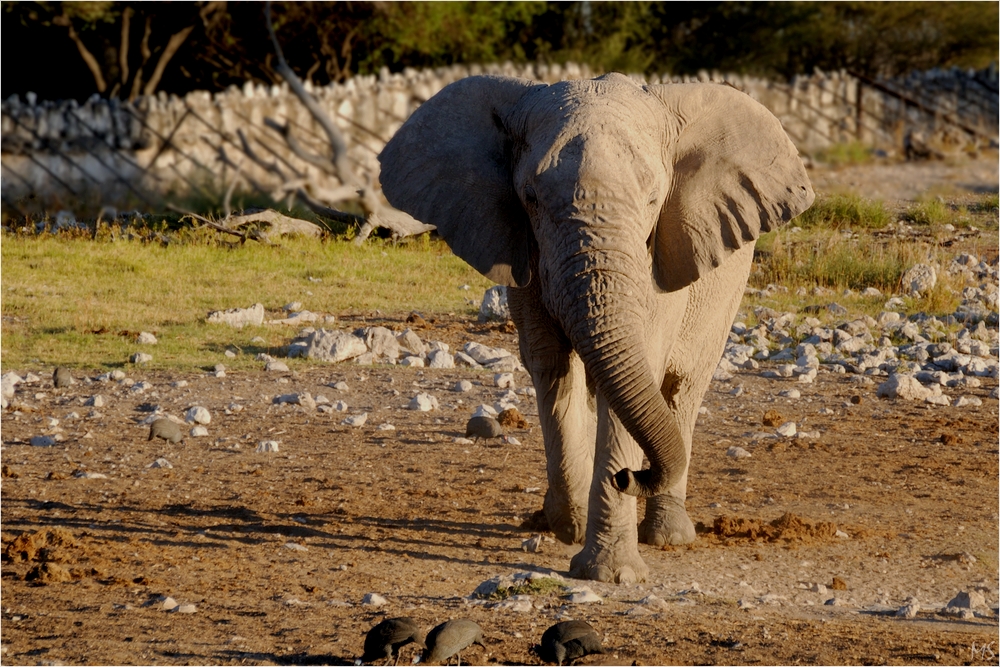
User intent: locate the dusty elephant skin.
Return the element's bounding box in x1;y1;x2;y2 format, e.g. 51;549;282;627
379;73;815;582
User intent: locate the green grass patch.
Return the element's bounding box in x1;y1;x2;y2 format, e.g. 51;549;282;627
1;233;493;370
904;199;952;226
970;192;999;214
794;194;893;230
813;141;872;167
483;577;566;601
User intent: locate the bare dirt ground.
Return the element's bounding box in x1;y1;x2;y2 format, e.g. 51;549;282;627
2;157;999;666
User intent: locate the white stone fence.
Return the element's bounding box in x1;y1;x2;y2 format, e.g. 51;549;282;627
2;61;996;215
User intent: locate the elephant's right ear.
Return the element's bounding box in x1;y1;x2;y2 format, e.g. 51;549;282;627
379;75;543;287
646;83;815;293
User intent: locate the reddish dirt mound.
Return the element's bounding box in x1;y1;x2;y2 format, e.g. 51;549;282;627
713;512;839;543
3;527;79;563
498;407;530;429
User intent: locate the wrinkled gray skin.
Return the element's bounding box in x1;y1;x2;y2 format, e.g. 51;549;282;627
380;73;814;583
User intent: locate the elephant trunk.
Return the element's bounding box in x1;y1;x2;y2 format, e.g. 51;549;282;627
552;248;684;498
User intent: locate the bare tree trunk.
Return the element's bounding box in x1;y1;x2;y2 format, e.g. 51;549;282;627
55;14;107;93
143;25;195;96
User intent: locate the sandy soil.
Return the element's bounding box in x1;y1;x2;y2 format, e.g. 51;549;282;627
2;158;998;666
2;317;998;666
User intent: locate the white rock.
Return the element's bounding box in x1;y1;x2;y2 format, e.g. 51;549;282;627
452;380;473;393
265;360;290;372
342;413;368;427
364;326;400;361
811;584;828;595
376;423;396;431
174;604;197;614
947;590;986;609
726;446;752;459
172;380;188;388
333;400;349;412
30;435;57;447
778;388;800;399
408;392;439;411
224;349;237;359
400;356;425;368
925;395;950;406
454;351;481;368
776;422;797;437
427;349;455;368
492;595;534;612
283;542;308;552
256;440;280;453
473;404;498;418
131;352;153;364
74;471;108;479
505;436;522;445
185;406;211;424
283;302;303;313
190;426;209;437
137;332;158;345
207;303;265;328
896;598;920;619
361;593;388;607
494;373;516;389
877;374;932;400
396;329;427;356
298;329;368;363
161;597;179;611
953;396;982;407
566;588;602;604
462;341;512;364
901;264;937;295
148;458;173;469
479;285;510;321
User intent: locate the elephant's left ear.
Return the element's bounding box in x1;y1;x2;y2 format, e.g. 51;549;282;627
645;83;815;292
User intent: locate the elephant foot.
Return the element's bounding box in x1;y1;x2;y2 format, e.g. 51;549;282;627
569;543;649;584
639;495;696;546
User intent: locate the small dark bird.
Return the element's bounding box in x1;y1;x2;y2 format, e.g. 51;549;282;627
148;418;183;443
361;617;425;666
465;415;503;443
53;367;73;388
422;619;485;666
538;620;605;666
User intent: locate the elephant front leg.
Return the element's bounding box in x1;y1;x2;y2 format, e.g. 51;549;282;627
531;353;596;545
510;286;596;545
569;392;650;584
639;475;695;546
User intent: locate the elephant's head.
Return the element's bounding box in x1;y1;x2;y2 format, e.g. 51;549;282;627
379;73;814;498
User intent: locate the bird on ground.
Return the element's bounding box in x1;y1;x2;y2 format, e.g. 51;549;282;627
53;367;73;388
465;415;504;443
360;617;425;666
148;417;183;443
538;620;605;666
422;619;485;666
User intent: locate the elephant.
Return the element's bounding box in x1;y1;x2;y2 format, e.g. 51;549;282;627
378;73;814;583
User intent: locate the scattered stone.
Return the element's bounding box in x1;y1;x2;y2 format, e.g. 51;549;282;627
256;440;280;453
207;303;265;328
148;458;173;469
427;349;455;368
30;435;57;447
566;588;602;604
778;388;800;399
185;406;211;424
362;593;388;607
947;590;986;609
494;373;516;389
364;327;400;362
189;426;209;437
396;329;427;356
953;396;982;407
343;413;368;427
283;542;308;552
130;352;153;364
74;470;108;479
174;604;197;614
925;395;950;406
902;264;937;295
877;374;934;401
224;349;237;359
776;422;797;438
160;597;180;611
408;392;439;411
266;360;290;372
896;598;920;619
84;395;106;408
479;285;510;322
137;332;158;345
452;380;473;393
377;423;396;431
727;446;751;459
295;329;368;363
400;356;425;368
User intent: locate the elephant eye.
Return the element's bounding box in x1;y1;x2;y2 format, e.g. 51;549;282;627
523;186;538;206
647;191;659;207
